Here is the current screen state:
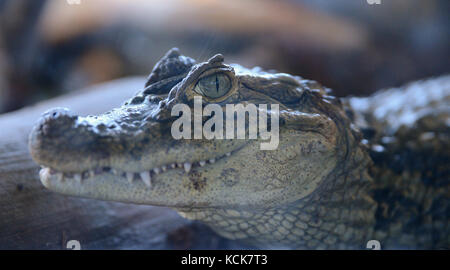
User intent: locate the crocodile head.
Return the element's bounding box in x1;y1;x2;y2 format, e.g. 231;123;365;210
29;48;364;246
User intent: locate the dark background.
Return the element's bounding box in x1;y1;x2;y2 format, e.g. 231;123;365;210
0;0;449;113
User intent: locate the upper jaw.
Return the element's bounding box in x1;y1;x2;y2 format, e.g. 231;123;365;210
28;99;251;174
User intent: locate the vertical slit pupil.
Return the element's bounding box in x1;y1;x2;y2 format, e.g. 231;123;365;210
215;74;219;93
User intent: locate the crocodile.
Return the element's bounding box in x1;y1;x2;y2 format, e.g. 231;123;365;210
29;48;449;249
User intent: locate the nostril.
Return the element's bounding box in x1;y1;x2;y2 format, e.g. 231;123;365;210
38;107;78;135
43;107;76;119
29;107;83;166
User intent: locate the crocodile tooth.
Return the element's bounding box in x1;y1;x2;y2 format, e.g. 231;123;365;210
209;158;216;163
153;168;161;175
199;160;206;167
39;168;50;185
170;163;176;169
126;172;134;183
161;165;167;172
226;152;231;157
39;167;49;178
183;162;191;173
74;173;82;182
140;171;152;187
111;169;118;175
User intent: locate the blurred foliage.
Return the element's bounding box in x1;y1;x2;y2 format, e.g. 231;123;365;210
0;0;448;113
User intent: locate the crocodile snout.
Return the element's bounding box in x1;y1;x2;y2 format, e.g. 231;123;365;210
35;108;78;138
29;107;103;171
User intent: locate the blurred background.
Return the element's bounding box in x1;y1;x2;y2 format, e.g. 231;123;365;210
0;0;448;114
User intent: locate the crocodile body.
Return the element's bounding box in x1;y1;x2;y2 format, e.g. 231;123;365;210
29;48;449;249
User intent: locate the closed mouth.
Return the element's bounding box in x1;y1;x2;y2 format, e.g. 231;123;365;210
39;151;234;189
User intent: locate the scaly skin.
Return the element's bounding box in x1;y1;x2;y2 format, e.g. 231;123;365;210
29;48;449;249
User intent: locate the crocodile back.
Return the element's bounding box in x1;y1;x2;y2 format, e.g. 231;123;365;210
349;75;450;249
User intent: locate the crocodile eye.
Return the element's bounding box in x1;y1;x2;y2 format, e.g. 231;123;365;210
194;73;231;99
